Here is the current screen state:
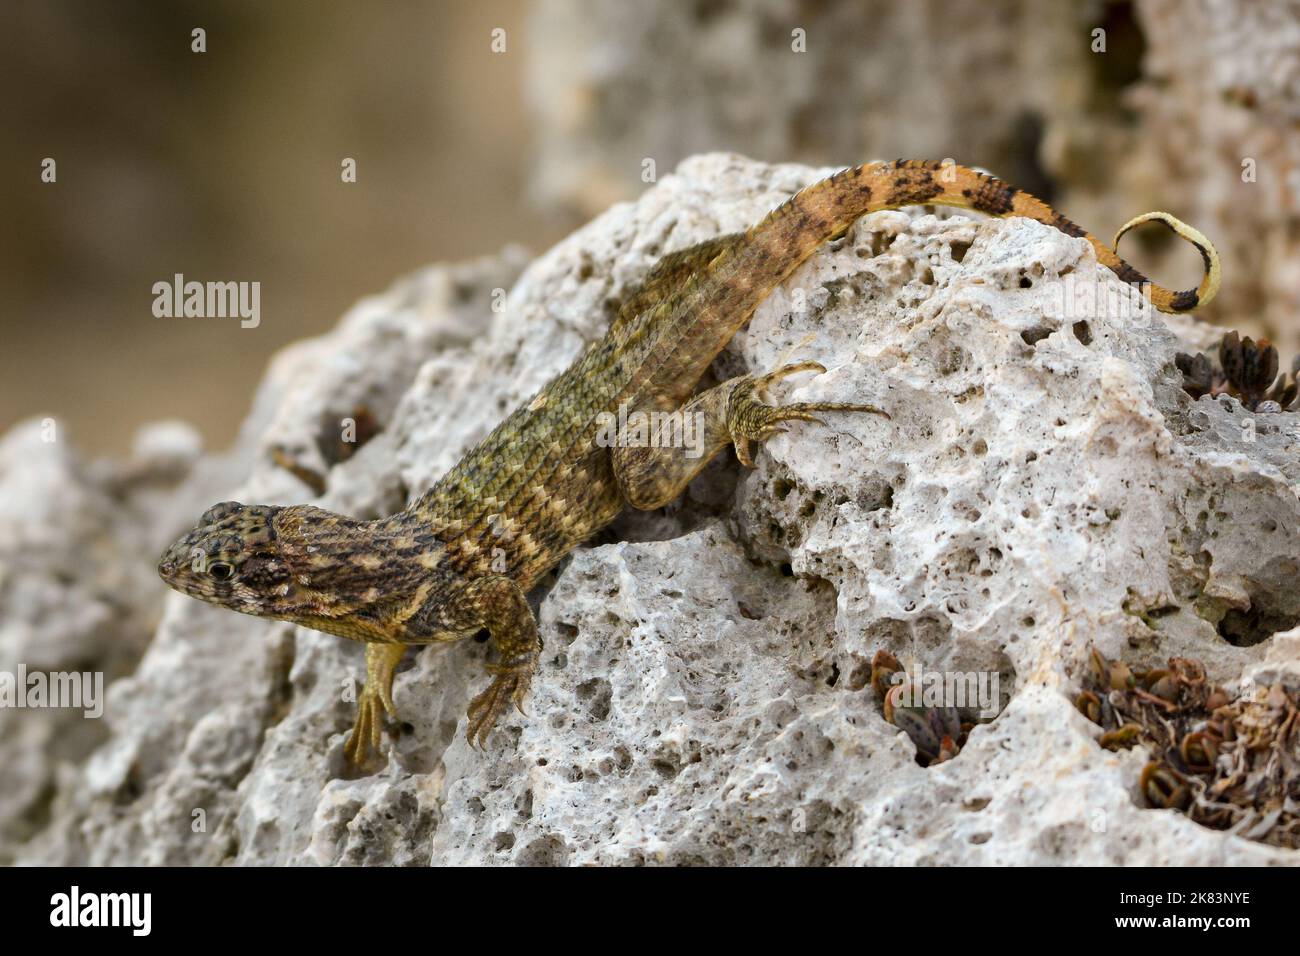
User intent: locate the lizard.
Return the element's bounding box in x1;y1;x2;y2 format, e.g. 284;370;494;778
157;159;1221;767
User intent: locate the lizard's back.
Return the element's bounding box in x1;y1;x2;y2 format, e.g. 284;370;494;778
408;159;1220;591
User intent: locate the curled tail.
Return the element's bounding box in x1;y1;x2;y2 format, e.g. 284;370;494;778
751;159;1221;314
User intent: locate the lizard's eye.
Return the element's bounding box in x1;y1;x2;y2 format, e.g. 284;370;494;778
209;562;234;582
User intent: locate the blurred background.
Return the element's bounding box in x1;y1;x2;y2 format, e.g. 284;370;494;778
4;0;1298;455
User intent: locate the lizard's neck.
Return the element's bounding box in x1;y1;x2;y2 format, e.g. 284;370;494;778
262;506;452;642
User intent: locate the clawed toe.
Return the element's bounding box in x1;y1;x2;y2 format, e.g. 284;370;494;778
343;693;386;767
753;360;826;394
465;665;535;749
768;407;827;428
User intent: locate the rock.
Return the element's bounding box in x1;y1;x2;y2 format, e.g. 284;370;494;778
0;414;214;862
9;153;1300;865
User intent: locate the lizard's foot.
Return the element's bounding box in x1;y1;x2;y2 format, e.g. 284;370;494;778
727;362;889;467
343;682;397;767
466;657;535;749
343;649;401;768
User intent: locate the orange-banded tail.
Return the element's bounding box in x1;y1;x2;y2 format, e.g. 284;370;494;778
751;160;1221;314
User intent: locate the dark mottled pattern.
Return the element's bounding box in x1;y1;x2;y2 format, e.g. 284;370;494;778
1051;214;1087;238
888;170;943;206
1194;243;1213;274
966;177;1017;215
1110;261;1150;287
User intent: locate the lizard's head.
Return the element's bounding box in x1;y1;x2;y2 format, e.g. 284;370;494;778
158;501;408;640
157;501;291;614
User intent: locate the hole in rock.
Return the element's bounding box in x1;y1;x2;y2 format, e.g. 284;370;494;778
1217;603;1300;648
1020;325;1053;346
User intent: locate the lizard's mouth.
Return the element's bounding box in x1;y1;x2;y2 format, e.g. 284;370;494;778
156;535;196;589
157;549;187;578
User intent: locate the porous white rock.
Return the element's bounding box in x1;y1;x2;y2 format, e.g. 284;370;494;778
10;154;1300;865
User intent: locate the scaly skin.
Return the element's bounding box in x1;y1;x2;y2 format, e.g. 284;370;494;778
158;160;1220;766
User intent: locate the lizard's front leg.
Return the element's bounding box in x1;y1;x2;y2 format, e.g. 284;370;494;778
343;642;407;766
416;575;541;748
612;362;888;509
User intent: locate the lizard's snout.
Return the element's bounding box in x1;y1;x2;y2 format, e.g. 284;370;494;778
157;545;186;585
157;531;200;586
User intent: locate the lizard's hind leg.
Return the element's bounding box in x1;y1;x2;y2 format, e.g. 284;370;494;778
344;642;407;767
612;362;889;509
